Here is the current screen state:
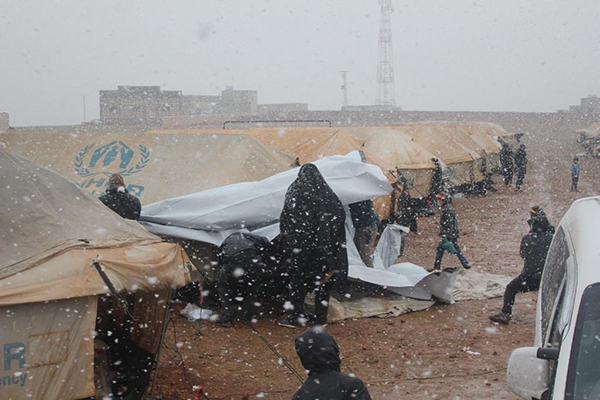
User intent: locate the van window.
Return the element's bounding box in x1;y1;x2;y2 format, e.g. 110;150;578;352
565;284;600;400
541;227;570;345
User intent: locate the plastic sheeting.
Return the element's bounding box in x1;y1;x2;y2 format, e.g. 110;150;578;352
140;151;393;245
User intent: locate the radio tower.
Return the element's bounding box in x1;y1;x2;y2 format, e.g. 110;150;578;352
376;0;396;107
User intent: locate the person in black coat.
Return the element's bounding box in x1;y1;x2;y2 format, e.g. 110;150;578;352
514;143;528;191
98;174;141;220
396;188;419;234
279;164;348;327
433;194;471;270
216;232;280;326
349;200;379;268
499;141;514;185
293;327;371;400
489;208;554;324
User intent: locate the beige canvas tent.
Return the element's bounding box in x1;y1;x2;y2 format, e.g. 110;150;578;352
146;127;404;216
575;122;600;140
0;147;191;399
0;131;293;205
391;124;485;184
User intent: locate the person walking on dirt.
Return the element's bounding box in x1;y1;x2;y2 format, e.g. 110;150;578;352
99;173;141;220
429;158;444;199
514;143;528;191
499;141;514;185
433;194;471;270
349;200;379;268
571;156;581;191
489;208;554;325
293;327;372;400
278;164;348;328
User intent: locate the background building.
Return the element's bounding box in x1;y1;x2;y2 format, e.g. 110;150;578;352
567;95;600;114
99;85;259;124
100;86;183;125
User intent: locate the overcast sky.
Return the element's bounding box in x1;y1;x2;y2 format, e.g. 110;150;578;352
1;0;599;126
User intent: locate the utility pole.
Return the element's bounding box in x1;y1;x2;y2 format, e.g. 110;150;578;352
339;70;349;108
376;0;396;107
81;93;87;123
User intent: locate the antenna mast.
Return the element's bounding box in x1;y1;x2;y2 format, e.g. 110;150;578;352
376;0;396;107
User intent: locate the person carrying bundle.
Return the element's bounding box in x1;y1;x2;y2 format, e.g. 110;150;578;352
433;194;472;270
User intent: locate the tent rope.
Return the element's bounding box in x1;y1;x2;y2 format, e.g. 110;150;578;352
245;322;305;384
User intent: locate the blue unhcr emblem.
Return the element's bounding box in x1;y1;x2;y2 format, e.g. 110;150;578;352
74;141;150;177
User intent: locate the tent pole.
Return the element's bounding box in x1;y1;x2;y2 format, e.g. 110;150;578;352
148;289;173;399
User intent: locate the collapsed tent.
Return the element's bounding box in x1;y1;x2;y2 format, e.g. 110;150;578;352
0;131;293;205
140;151;456;307
0;147;190;399
140;151;393;245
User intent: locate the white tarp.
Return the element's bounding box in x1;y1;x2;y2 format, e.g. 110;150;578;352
140;151;393;245
139;151;459;304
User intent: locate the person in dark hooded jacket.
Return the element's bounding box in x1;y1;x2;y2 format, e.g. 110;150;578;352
216;232;280;326
433;194;471;270
499;141;514;185
99;173;141;220
279;164;348;327
293;327;371;400
489;207;554;325
514;143;528;191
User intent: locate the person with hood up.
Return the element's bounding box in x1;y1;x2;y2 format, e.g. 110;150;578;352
571;156;581;191
499;141;514;186
514;143;528;191
433;194;471;270
99;173;141;220
348;200;379;268
293;327;371;400
279;164;348;327
216;232;280;326
489;207;555;325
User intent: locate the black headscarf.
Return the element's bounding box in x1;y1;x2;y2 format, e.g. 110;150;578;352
279;164;347;273
295;327;341;375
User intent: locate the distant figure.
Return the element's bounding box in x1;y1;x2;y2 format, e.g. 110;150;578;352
279;164;348;327
489;207;554;325
216;233;280;326
499;141;514;185
571;156;581;191
433;194;471;270
429;158;444;200
293;327;372;400
99;174;141;220
396;188;418;234
514;143;528;191
349;200;379;268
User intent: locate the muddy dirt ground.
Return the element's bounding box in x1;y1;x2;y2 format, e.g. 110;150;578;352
153;129;599;400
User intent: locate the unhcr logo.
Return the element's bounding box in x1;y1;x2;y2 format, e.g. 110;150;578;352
74;141;150;197
74;141;149;177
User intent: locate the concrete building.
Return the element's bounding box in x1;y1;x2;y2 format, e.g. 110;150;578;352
257;103;308;114
100;85;259;124
100;86;183;125
567;95;600;114
0;112;9;132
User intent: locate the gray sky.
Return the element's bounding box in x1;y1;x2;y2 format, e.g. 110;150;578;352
1;0;599;126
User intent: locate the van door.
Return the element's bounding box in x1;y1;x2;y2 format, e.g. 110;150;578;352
539;227;574;398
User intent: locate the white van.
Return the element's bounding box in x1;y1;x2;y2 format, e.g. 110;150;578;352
507;196;600;400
